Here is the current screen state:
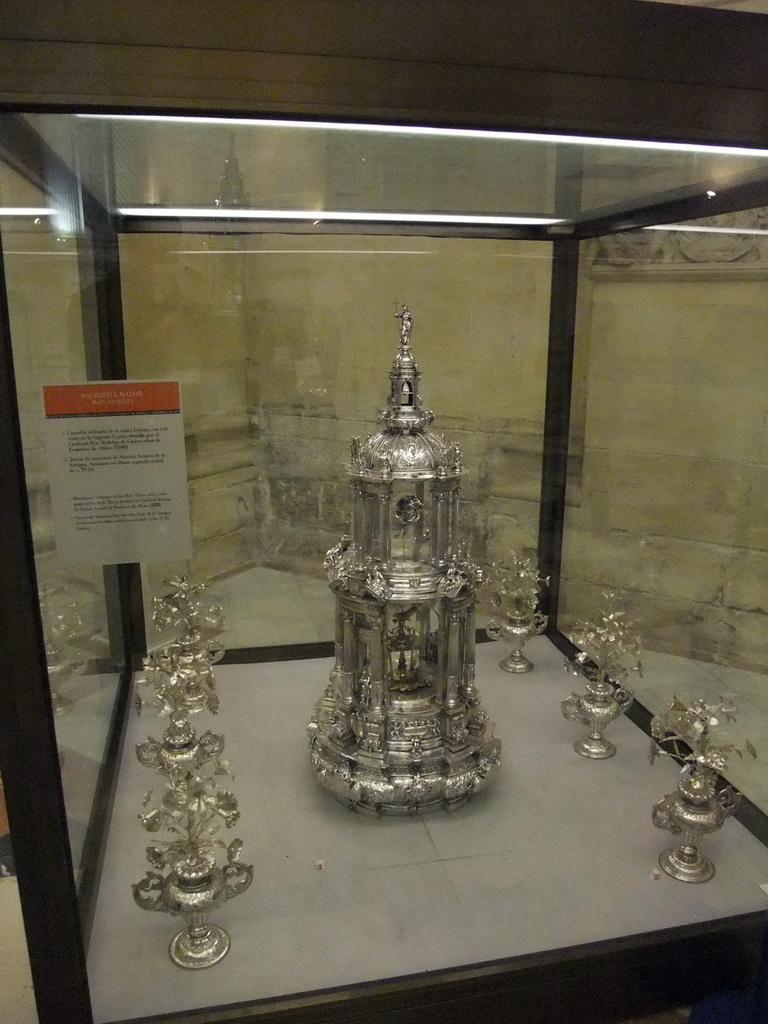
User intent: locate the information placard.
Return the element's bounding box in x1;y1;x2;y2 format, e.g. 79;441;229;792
43;381;193;566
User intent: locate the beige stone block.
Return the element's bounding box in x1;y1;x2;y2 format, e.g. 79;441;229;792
263;411;353;479
120;234;254;331
268;476;324;526
261;521;339;577
561;529;729;605
657;601;768;675
584;380;765;462
486;513;540;565
186;440;252;482
120;245;248;383
191;529;257;583
722;549;768;614
489;453;540;503
185;420;252;481
454;469;487;506
716;607;768;674
316;481;351;535
269;433;346;481
743;466;768;550
189;464;256;497
190;471;257;543
578;449;752;546
177;368;249;425
124;306;245;382
587;283;768;389
487;427;543;503
486;495;540;519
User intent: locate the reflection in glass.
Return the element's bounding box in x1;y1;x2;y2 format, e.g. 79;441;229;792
560;210;768;812
1;187;121;885
25;112;768;225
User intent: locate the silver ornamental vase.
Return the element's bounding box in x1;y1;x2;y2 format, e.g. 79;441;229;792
132;845;253;969
648;695;755;883
487;609;547;673
562;593;641;759
136;714;225;775
561;675;633;759
652;768;739;883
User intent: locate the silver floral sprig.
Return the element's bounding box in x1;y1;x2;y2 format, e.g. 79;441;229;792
140;768;240;860
135;644;220;717
39;582;89;671
133;582;252;965
649;695;757;774
144;837;245;875
486;555;548;618
153;575;224;645
566;591;642;685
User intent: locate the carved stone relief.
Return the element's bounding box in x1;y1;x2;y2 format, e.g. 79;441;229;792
589;207;768;277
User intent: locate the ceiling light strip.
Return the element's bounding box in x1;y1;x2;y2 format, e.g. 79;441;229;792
172;249;436;255
77;114;768;158
117;207;561;226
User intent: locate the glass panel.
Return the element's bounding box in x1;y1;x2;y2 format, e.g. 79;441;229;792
560;207;768;812
23;112;768;225
118;232;551;649
0;162;123;887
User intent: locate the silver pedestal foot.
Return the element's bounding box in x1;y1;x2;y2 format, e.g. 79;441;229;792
169;921;231;969
658;845;715;884
574;733;616;759
499;650;533;673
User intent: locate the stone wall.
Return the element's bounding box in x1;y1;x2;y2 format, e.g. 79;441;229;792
117;233;552;642
119;233;268;638
238;235;552;578
560;213;768;673
15;201;768;672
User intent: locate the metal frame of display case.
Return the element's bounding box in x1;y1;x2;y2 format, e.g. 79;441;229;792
3;106;768;1024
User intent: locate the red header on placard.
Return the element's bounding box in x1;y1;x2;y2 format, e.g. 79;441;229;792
44;382;180;418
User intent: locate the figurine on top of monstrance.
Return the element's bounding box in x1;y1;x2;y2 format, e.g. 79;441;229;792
307;306;501;815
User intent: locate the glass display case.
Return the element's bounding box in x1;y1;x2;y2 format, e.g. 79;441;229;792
2;108;768;1024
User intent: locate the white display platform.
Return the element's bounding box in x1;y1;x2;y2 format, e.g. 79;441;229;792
87;637;768;1023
